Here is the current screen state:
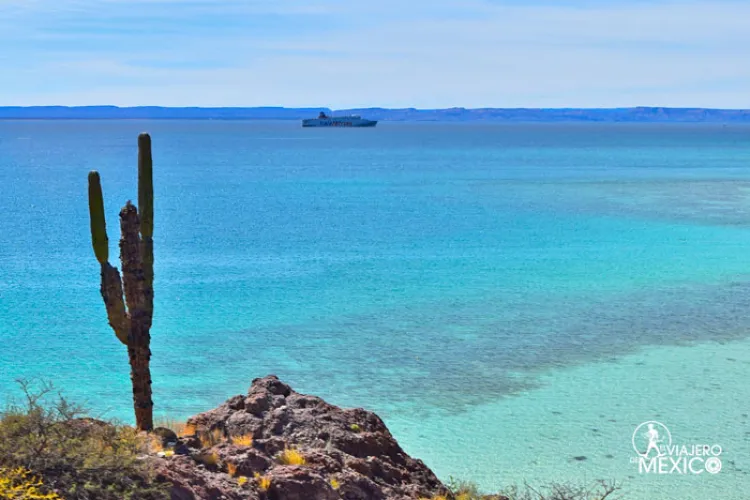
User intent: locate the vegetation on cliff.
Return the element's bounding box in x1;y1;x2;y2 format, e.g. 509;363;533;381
0;381;168;499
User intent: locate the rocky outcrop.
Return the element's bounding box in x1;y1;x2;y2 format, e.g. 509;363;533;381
153;376;448;500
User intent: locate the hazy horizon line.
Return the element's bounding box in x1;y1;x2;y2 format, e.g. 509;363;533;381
3;106;749;123
2;105;750;111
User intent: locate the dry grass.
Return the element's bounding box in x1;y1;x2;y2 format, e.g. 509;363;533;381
148;434;167;454
499;480;623;500
254;473;271;492
153;417;191;437
153;416;196;438
226;463;238;477
259;476;271;491
195;452;220;468
147;434;177;457
444;477;624;500
277;448;306;466
446;478;483;499
198;428;225;448
230;433;253;447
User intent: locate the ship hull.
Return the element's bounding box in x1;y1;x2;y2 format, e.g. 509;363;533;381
302;118;377;127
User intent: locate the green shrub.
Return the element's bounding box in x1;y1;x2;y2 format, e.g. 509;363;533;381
0;380;169;500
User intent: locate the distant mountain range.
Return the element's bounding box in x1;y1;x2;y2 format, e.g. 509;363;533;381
1;106;750;122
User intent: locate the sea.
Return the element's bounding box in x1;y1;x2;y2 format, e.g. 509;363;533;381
1;120;749;498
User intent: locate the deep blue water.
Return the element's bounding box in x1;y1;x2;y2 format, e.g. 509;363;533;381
1;121;749;497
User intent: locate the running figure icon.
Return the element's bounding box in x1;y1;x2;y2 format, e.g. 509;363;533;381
643;423;664;457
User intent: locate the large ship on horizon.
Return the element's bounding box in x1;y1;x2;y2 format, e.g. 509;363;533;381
302;111;377;128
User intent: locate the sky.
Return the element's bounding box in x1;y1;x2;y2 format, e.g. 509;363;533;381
1;0;749;108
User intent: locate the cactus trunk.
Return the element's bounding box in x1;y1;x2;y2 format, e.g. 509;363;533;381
120;202;153;432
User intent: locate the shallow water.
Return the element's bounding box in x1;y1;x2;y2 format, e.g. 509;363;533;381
1;121;749;498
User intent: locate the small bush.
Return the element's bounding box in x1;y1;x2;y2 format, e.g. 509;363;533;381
195;452;220;468
226;462;238;477
198;428;224;448
153;417;190;438
499;480;623;500
230;433;253;447
0;380;169;500
0;467;62;499
254;473;271;492
445;477;624;500
148;433;173;454
277;448;306;466
446;477;484;499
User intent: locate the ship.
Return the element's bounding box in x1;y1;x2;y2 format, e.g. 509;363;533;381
302;111;377;128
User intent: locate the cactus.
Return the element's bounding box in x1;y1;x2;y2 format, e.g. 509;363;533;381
138;133;154;240
138;133;154;331
87;133;155;432
88;172;109;264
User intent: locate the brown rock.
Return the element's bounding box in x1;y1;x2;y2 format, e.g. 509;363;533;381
265;466;338;500
153;375;448;500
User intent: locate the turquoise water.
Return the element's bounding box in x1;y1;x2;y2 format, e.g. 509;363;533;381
1;121;749;498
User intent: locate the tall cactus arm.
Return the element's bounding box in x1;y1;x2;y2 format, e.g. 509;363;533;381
88;171;109;264
89;170;129;345
138;133;154;328
138;133;153;239
101;263;130;345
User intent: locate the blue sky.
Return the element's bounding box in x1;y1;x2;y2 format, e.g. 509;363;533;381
1;0;749;108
